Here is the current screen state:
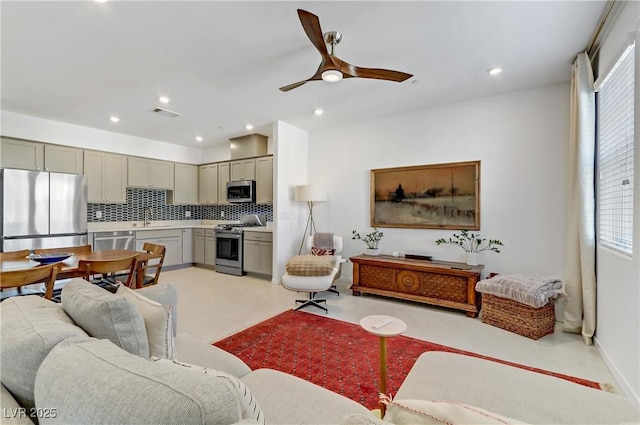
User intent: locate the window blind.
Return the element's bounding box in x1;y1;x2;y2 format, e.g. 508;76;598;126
597;42;635;254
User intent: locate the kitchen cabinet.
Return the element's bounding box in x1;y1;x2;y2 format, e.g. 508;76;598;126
44;144;83;174
243;231;272;276
230;159;255;181
182;228;193;264
170;163;198;205
128;157;174;190
135;229;182;267
198;163;218;205
218;162;230;205
255;156;273;204
194;229;205;265
1;137;44;170
84;150;127;203
205;229;216;266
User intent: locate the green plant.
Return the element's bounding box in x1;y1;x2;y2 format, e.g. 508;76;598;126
352;227;384;249
435;229;503;253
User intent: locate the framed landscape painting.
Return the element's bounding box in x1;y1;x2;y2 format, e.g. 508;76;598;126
370;160;480;230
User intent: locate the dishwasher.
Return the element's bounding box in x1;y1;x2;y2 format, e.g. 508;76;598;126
93;231;135;251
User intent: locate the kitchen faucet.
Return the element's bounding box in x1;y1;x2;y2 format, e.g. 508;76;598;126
143;207;153;227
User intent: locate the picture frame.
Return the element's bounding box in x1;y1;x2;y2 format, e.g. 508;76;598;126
370;160;480;230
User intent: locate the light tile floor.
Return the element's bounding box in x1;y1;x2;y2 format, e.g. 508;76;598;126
161;266;621;393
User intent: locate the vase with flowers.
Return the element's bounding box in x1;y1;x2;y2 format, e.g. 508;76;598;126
435;229;503;265
352;227;384;256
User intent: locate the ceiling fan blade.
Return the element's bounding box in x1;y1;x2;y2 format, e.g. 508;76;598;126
334;58;413;82
297;9;330;58
279;80;310;92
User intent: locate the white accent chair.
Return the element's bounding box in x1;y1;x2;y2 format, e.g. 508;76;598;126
281;235;345;313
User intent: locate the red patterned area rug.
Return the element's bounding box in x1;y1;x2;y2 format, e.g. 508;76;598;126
214;310;601;409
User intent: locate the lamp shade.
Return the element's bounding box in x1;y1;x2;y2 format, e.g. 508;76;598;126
295;185;327;202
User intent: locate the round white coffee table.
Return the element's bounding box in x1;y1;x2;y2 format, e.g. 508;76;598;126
360;315;407;415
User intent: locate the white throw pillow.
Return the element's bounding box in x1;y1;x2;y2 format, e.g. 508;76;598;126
153;357;265;424
116;285;174;359
384;399;528;425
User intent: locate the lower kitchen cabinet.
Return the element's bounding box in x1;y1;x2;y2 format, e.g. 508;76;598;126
182;228;193;264
205;229;216;266
243;231;272;276
194;228;215;266
194;229;205;264
135;229;182;267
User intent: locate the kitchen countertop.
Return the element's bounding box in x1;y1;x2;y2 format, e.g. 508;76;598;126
88;220;273;233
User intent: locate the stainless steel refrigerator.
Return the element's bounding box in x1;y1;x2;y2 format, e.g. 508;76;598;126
1;169;88;251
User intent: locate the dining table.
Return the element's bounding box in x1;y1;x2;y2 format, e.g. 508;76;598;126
0;249;162;289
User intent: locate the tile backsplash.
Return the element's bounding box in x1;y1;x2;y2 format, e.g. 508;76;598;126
87;188;273;222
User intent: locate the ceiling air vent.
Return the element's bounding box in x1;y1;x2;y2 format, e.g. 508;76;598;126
152;107;182;118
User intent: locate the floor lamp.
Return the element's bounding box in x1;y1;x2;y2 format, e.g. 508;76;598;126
295;185;327;254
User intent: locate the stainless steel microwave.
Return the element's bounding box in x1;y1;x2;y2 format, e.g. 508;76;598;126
226;180;256;203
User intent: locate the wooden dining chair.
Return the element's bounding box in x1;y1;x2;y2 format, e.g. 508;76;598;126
0;249;30;261
138;243;166;287
34;245;92;255
0;262;62;300
79;254;139;290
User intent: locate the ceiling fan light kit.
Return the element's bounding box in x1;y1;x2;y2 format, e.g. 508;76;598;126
321;69;343;83
279;9;412;92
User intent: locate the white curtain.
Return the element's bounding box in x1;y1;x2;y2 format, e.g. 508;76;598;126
564;52;596;345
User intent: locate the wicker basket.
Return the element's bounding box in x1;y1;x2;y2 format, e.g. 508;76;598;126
481;294;555;340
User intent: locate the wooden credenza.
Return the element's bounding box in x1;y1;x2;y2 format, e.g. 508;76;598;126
350;255;484;317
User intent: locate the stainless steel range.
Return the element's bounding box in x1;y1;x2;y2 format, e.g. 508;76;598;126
214;214;266;276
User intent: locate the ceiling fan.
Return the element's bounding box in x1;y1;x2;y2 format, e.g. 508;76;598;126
279;9;413;92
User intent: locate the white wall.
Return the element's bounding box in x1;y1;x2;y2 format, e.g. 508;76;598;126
1;110;229;164
309;84;570;285
273;120;308;283
594;1;640;405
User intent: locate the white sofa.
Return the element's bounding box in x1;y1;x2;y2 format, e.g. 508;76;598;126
1;279;638;425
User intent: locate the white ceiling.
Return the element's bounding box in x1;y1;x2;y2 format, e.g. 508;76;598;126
1;1;605;148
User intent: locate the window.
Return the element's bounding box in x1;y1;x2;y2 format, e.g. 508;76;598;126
597;42;635;254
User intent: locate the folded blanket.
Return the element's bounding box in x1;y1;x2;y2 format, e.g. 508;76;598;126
476;274;565;308
285;255;334;276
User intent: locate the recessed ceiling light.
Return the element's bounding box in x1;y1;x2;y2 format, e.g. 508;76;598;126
195;136;203;142
110;116;119;123
95;0;108;3
245;124;254;130
321;69;343;83
158;96;170;104
314;109;324;116
487;67;502;76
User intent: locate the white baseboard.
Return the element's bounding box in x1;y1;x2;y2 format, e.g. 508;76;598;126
595;336;640;408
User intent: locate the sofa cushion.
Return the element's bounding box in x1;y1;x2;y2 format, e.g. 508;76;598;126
116;284;174;359
34;338;260;425
0;296;88;411
61;278;149;358
137;282;178;336
175;333;251;378
383;398;526;424
396;352;640;424
240;368;373;424
152;358;263;423
1;384;36;425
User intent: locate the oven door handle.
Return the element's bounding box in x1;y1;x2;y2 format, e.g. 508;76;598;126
215;232;242;239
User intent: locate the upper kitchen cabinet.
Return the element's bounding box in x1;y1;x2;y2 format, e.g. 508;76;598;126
170;163;198;205
198;163;218;205
1;137;44;170
1;138;83;174
44;144;83;174
128;157;174;190
84;151;127;203
230;159;255;181
256;156;273;204
218;162;230;205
